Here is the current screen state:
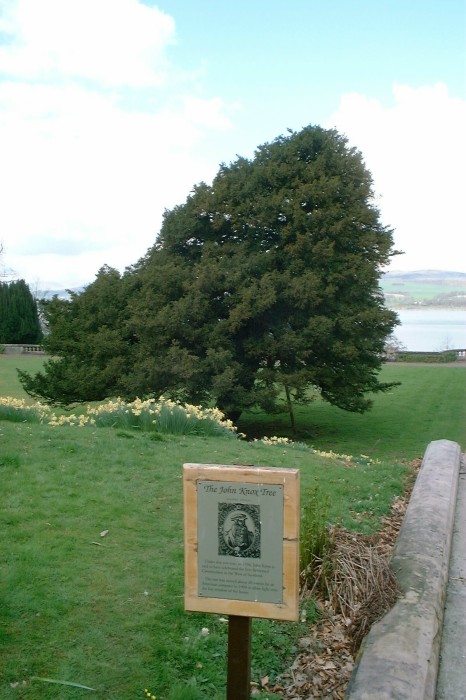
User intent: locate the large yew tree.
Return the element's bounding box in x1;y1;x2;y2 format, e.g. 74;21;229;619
20;126;399;419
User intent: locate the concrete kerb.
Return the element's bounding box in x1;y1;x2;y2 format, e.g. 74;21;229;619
345;439;462;700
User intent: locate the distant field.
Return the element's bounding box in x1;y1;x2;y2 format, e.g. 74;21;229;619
381;275;466;305
382;281;454;299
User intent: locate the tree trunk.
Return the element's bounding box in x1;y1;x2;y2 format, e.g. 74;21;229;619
284;384;296;435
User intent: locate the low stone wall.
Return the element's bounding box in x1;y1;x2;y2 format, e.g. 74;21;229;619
1;343;46;355
345;439;462;700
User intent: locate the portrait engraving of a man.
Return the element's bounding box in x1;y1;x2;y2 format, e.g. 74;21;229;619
218;503;261;558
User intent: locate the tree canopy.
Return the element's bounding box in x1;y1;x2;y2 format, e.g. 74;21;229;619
0;279;42;344
18;266;134;404
19;125;399;418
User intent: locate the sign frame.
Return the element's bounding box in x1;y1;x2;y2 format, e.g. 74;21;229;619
183;463;300;621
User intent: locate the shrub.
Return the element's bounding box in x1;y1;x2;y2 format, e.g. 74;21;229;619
397;351;457;363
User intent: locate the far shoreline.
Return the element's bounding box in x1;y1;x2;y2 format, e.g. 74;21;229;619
388;306;466;312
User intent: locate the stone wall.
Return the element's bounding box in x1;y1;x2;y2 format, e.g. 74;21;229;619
1;343;46;355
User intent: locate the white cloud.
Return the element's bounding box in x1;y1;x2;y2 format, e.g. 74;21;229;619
328;83;466;272
2;0;464;291
0;0;236;288
0;0;175;86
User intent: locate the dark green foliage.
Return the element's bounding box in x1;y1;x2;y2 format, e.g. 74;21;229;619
18;266;135;405
125;125;398;417
20;125;398;415
0;279;42;343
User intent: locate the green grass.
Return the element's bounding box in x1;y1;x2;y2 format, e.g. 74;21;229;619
0;356;46;400
1;420;408;699
2;358;465;462
238;364;466;461
1;356;465;698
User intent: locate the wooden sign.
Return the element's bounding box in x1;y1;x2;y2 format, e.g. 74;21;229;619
183;463;300;621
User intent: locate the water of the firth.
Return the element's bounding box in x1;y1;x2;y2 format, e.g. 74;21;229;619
394;309;466;351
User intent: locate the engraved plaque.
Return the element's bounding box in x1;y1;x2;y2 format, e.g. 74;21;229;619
183;463;300;621
197;481;284;603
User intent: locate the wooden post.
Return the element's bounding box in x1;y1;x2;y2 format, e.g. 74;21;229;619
183;464;300;697
227;615;252;700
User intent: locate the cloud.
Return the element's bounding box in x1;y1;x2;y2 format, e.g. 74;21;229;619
14;234;108;256
327;83;466;271
0;80;233;243
0;0;175;86
2;1;463;289
0;0;236;287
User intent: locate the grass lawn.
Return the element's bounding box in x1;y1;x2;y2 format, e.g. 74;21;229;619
2;356;465;461
238;364;466;462
0;421;406;700
0;421;408;700
1;357;465;698
0;356;46;400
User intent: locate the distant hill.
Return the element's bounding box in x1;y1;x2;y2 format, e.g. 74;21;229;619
383;269;466;281
381;270;466;308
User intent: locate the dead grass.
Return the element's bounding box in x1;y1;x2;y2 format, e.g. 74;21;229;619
331;528;400;655
300;492;409;653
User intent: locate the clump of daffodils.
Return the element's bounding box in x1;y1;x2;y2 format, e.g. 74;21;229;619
0;396;49;423
256;435;292;446
144;690;156;700
86;396;238;437
311;447;353;461
0;394;238;439
48;413;95;428
254;433;378;465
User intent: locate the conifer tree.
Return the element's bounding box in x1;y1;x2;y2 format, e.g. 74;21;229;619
125;126;398;419
20;125;399;420
0;279;42;344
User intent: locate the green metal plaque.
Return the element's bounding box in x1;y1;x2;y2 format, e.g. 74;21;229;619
197;480;284;604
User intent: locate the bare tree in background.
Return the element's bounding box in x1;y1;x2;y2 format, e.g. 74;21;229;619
384;334;407;361
0;242;15;280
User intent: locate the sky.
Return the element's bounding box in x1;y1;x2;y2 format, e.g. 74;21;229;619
0;0;465;291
